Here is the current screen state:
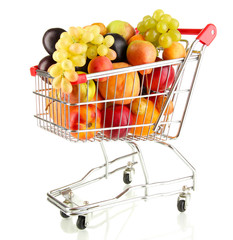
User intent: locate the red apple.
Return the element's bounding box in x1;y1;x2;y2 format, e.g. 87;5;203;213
144;58;175;92
101;105;132;139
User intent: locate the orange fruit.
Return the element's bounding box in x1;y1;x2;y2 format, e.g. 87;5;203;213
98;62;140;105
127;34;145;45
130;100;160;136
162;42;186;60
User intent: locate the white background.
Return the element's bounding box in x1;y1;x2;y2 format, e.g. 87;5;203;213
1;0;232;239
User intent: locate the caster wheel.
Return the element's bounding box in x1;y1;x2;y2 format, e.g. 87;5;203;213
123;171;132;184
76;215;87;230
177;199;186;212
60;210;70;218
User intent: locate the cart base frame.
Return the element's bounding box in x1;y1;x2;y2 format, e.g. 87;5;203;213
47;140;195;229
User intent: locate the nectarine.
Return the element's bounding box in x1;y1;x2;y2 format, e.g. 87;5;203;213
98;62;140;105
101;105;132;139
88;56;113;82
144;58;175;92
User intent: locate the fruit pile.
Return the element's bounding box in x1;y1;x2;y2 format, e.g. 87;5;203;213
37;9;187;140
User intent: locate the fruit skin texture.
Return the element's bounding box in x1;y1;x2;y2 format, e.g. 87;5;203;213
128;34;145;45
107;20;135;41
98;62;140;105
130;100;160;136
88;56;113;82
131;98;148;115
144;58;175;92
38;55;56;71
91;22;107;35
61;79;96;104
69;105;101;140
101;105;132;139
150;95;174;115
163;42;186;60
47;90;101;140
127;40;157;74
104;33;128;63
42;28;66;55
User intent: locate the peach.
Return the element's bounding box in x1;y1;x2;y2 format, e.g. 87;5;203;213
127;40;157;74
91;22;107;35
88;56;113;82
69;104;101;140
107;20;135;41
162;42;186;60
101;105;132;139
98;62;140;105
127;34;145;45
130;100;160;136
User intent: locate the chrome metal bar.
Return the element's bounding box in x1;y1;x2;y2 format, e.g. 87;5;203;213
127;142;149;185
63;176;193;215
100;142;109;179
153;40;199;133
175;45;207;139
157;141;196;190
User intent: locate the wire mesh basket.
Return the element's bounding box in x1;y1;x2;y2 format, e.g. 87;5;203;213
30;24;216;230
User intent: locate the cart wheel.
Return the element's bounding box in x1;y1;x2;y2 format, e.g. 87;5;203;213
123;171;132;184
60;210;70;218
76;215;87;230
177;199;186;212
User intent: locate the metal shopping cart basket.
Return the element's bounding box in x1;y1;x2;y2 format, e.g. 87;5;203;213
30;24;216;230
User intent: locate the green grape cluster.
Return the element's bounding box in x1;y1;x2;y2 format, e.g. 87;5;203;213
137;9;181;49
49;25;115;94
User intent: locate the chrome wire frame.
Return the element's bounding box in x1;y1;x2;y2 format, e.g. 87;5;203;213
33;53;203;143
47;140;195;216
33;38;207;217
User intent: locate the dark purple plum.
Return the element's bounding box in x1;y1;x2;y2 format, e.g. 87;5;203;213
104;33;127;63
38;55;56;71
42;28;66;55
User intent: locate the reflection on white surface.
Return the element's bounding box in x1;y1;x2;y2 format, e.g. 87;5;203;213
59;200;194;240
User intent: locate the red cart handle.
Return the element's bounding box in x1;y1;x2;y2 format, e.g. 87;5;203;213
178;24;217;46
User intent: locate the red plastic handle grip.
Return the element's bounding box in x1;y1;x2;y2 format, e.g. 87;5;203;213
196;24;217;46
30;65;38;76
178;24;217;46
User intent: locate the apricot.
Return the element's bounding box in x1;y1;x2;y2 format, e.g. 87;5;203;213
98;62;140;105
162;42;186;60
88;56;113;82
127;34;145;45
130;100;160;136
131;98;148;115
127;40;157;75
151;95;174;115
91;22;107;35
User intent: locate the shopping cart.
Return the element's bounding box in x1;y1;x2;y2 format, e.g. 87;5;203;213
30;24;216;230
